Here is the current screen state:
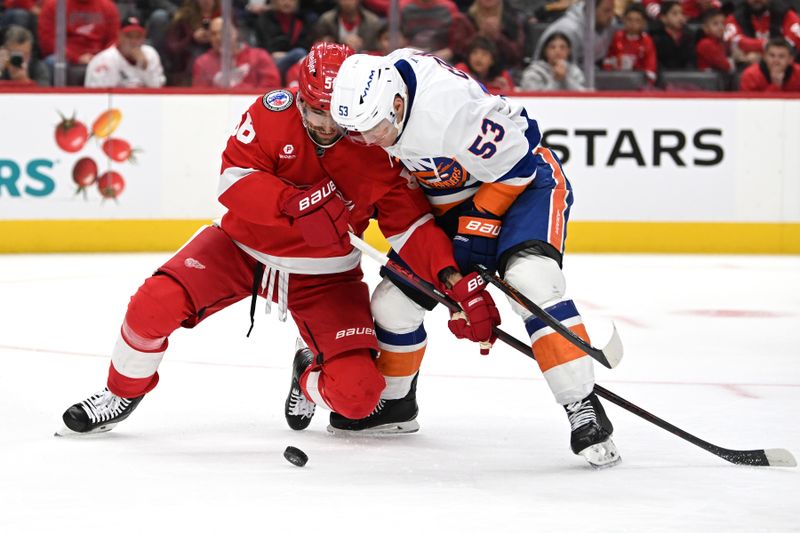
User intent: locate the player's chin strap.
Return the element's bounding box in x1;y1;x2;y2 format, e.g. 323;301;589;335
348;232;797;468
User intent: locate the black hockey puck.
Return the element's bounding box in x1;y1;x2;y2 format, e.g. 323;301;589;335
283;446;308;467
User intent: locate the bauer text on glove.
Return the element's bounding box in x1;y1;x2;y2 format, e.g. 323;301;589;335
453;206;501;273
445;272;501;354
279;179;350;247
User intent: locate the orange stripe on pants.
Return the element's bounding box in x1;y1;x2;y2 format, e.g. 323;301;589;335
532;323;590;373
535;147;568;252
376;347;426;377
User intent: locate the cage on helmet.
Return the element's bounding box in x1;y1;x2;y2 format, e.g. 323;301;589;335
298;42;355;111
330;54;408;135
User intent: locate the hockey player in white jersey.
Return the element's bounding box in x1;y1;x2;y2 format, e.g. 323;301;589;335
328;49;620;468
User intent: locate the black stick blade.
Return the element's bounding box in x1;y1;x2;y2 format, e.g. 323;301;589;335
715;447;795;467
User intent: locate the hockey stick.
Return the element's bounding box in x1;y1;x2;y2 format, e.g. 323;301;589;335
349;233;797;467
474;264;622;369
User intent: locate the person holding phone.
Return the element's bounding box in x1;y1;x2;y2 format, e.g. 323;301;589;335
0;25;50;86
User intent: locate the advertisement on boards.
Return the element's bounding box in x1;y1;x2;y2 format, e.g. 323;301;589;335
0;94;168;219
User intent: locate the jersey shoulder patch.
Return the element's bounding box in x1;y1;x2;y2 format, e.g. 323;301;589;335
262;89;294;112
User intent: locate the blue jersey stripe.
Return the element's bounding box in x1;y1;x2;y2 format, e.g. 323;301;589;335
524;300;580;336
393;59;417;143
375;323;427;346
496;108;543;184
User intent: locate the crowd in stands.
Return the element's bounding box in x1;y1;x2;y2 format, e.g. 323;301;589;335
1;0;799;92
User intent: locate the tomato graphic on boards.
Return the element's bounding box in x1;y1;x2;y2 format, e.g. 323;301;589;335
97;171;125;200
102;138;138;163
72;157;98;198
55;112;89;153
92;109;122;139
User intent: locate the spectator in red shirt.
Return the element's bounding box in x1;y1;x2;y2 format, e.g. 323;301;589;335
696;8;733;72
454;35;515;94
604;3;658;84
739;37;800;91
38;0;120;83
651;1;695;70
192;16;281;89
682;0;721;22
725;0;800;63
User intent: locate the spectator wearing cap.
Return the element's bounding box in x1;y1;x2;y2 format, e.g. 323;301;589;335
739;37;800;91
192;16;281;89
38;0;120;67
314;0;383;52
84;16;166;87
0;24;50;86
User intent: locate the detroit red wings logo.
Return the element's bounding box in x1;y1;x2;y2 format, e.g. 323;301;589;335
411;158;468;189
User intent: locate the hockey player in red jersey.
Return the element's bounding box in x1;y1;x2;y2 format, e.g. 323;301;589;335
57;42;500;436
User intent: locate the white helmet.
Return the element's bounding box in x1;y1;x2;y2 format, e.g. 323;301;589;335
330;53;407;139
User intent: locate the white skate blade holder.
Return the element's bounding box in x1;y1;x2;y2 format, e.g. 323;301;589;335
326;420;420;436
54;422;119;437
580;439;622;469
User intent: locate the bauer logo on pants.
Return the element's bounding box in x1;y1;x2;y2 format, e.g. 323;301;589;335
335;327;375;339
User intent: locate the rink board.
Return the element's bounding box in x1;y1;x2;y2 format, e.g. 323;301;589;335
1;90;798;253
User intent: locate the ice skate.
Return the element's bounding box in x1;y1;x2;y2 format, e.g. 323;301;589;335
285;339;316;431
327;374;420;435
55;388;144;436
565;392;621;469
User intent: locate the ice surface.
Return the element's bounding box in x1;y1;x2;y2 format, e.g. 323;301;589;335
1;253;798;532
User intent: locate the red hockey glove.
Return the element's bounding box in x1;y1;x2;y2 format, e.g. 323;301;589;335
279;179;350;247
445;272;501;355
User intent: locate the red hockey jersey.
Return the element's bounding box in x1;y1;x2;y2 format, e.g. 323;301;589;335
603;30;658;83
724;10;800;53
218;88;457;287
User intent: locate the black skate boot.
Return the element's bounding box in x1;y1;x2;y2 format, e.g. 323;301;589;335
284;339;316;431
564;391;621;468
56;388;144;436
327;373;420;435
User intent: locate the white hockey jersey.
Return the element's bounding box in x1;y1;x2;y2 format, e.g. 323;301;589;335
84;45;166;88
385;48;542;216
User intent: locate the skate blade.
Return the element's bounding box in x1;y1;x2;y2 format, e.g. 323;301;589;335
579;438;622;469
54;422;118;437
326;419;420;436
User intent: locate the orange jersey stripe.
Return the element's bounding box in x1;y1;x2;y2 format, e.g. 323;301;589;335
535;147;568;252
473;182;527;217
376;347;426;377
531;323;590;372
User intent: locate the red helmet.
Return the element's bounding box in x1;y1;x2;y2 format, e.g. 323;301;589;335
298;42;354;111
